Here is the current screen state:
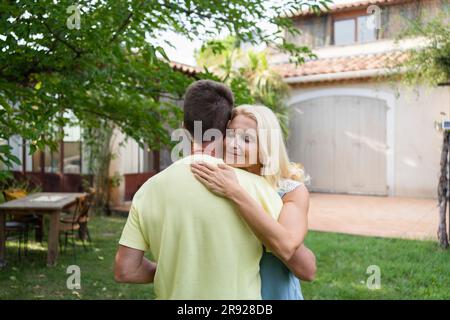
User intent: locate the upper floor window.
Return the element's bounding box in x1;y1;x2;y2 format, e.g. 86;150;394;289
333;15;377;45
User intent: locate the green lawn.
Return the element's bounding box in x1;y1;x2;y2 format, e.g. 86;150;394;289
0;216;155;300
0;216;449;300
301;231;450;299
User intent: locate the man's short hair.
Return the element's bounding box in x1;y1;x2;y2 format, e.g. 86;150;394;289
183;80;234;141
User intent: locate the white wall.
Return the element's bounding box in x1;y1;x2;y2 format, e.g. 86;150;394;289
288;81;450;199
109;129;145;175
5;136;32;172
109;129;146;205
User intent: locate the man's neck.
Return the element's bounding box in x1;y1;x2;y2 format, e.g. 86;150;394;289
246;164;262;175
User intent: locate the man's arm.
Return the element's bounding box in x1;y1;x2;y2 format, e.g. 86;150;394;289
115;201;154;283
114;245;157;283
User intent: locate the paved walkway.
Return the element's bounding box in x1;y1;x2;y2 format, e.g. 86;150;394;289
112;193;441;241
308;193;439;240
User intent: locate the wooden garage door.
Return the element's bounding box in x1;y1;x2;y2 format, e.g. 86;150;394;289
288;95;388;195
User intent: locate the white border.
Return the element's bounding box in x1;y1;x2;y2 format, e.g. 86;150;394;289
288;88;395;196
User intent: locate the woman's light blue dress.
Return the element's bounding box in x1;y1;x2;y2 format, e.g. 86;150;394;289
260;179;304;300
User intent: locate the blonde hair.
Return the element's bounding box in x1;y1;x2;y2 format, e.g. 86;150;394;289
231;104;306;187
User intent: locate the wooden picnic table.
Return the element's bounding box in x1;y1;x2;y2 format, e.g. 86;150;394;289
0;192;86;267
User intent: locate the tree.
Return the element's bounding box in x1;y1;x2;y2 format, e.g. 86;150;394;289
392;14;450;248
0;0;331;179
394;16;450;87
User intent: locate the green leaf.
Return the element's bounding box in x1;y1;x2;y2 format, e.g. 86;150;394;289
9;154;21;165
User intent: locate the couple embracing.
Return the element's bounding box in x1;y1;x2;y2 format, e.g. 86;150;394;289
114;80;316;300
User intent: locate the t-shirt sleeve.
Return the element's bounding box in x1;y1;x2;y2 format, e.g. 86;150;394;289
254;182;283;253
234;170;283;222
118;204;149;251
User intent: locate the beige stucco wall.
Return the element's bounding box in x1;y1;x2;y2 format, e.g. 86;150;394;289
108;129;145;206
288;80;450;199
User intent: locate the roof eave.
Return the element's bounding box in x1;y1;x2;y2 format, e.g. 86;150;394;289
283;68;398;84
288;0;410;19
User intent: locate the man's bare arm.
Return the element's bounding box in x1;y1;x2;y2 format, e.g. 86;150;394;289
114;245;157;283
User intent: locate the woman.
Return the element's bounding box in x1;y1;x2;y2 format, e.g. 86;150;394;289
190;104;316;300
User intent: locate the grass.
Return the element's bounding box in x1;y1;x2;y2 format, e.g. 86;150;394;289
301;232;450;299
0;216;155;300
0;215;449;300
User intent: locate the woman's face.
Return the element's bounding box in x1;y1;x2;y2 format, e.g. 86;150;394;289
224;114;259;169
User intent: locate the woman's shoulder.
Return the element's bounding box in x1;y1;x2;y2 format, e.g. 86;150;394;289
277;179;303;198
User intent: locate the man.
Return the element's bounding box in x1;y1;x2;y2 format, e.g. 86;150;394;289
114;80;283;299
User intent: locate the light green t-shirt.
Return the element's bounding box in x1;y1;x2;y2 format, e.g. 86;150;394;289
119;154;282;300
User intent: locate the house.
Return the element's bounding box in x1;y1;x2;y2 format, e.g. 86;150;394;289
270;0;450;198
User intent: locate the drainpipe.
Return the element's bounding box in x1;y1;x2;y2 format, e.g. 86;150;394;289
22;138;26;176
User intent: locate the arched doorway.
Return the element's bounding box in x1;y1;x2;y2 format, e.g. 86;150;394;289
288;92;392;196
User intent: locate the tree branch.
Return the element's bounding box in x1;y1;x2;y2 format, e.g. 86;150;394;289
109;0;146;44
42;21;84;57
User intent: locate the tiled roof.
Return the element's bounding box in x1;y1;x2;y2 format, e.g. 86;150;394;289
273;51;407;83
290;0;409;17
170;61;201;76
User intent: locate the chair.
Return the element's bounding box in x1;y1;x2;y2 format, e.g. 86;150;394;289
5;218;29;259
77;192;93;246
59;191;95;258
59;197;81;259
0;193;29;259
60;192;93;250
3;189;44;243
3;189;27;201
